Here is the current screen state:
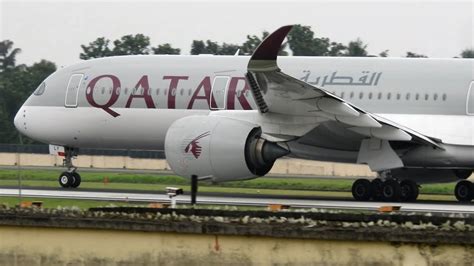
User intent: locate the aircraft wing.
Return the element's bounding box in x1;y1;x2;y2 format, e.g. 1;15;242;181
246;25;442;150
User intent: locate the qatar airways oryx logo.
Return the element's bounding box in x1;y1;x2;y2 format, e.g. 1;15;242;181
184;131;211;159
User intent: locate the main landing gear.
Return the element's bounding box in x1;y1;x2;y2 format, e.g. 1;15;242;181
352;178;419;202
58;147;81;188
454;180;474;202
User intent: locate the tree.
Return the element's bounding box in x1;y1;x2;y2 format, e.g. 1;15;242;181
190;40;206;55
345;38;368;57
112;34;151;56
79;37;112;60
379;50;389;57
405;52;427;58
0;40;22;71
461;49;474;58
241;32;269;55
190;40;238;55
240;31;288;56
218;43;241;55
152;43;180;55
80;34;152;59
287;24;345;56
328;42;347;56
287;24;322;56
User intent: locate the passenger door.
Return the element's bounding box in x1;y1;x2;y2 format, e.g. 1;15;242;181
210;76;229;110
65;74;84;108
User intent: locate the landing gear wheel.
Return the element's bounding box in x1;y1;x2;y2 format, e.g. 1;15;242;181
71;172;81;188
371;179;384;201
352;179;373;201
454;180;473;202
382;179;401;202
400;180;419;202
59;172;75;188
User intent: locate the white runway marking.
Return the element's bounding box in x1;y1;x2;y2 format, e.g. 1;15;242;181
1;188;473;213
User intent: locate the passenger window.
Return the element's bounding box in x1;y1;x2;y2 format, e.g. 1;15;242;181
425;94;429;101
442;93;447;101
101;87;105;94
180;88;184;96
350;92;354;99
433;94;438;101
359;92;363;99
341;92;345;99
406;93;410;100
156;88;160;95
188;89;192;96
378;92;382;100
115;87;120;95
396;93;400;100
387;93;391;100
124;88;128;95
368;92;372;99
415;93;419;100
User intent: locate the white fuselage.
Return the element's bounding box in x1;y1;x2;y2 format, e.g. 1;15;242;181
14;55;474;155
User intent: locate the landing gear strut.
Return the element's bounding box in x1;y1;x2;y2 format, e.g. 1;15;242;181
58;147;81;189
352;178;419;202
191;175;198;205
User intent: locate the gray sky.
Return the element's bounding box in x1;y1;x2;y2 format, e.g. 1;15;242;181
1;0;473;67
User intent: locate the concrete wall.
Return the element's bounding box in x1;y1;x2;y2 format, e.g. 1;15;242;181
0;152;376;177
0;226;472;266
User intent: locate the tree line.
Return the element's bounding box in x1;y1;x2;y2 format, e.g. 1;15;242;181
1;24;473;143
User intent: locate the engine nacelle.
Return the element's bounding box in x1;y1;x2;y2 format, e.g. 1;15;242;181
165;115;288;182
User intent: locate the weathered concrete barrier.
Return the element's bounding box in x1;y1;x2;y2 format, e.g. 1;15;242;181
0;207;472;265
0;152;377;177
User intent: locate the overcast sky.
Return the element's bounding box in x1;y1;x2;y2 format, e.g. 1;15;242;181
1;0;473;67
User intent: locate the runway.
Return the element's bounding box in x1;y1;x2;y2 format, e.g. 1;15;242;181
1;188;473;214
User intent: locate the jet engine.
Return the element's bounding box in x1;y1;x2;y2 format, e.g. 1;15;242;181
165;115;289;182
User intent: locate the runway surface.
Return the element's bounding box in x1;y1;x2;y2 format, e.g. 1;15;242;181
1;187;473;214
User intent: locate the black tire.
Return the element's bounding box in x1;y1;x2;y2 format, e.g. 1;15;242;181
454;180;473;202
352;179;372;201
371;179;384;201
59;172;75;188
381;179;401;202
400;180;419;202
71;172;81;188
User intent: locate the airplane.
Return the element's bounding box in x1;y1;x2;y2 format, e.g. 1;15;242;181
13;25;474;202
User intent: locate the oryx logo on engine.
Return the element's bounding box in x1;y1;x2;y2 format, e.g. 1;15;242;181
184;131;210;159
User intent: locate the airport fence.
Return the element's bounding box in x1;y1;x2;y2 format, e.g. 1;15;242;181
0;144;165;159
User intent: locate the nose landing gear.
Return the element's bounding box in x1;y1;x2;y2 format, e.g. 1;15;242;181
454;180;473;202
58;147;81;189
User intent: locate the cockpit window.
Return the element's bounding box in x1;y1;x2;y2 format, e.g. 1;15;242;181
33;82;46;96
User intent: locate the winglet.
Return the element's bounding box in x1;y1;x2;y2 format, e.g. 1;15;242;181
251;25;292;61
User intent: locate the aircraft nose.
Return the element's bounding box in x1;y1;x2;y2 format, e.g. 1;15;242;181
14;106;25;133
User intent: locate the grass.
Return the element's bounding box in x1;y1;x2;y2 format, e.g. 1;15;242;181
0;169;459;197
0;196;138;209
